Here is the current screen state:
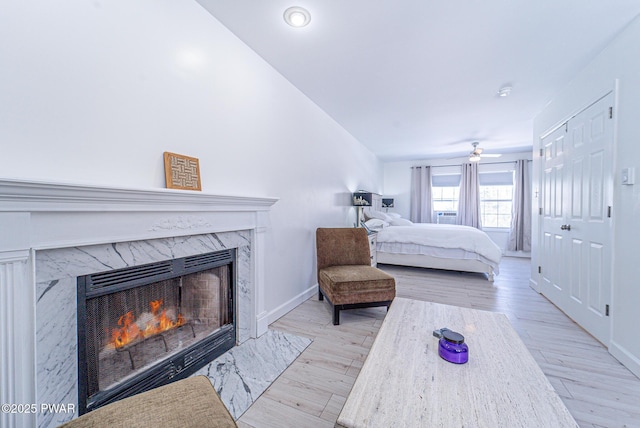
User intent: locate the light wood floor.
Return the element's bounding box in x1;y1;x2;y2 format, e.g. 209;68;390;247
238;257;640;428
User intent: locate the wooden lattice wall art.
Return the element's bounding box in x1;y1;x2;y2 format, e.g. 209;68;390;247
163;152;202;191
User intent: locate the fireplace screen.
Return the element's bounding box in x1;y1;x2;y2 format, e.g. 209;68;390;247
78;250;235;413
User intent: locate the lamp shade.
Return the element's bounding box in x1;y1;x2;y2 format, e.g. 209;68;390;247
352;192;372;206
381;198;394;208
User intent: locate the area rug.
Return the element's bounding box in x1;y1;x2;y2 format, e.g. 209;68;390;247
194;329;312;419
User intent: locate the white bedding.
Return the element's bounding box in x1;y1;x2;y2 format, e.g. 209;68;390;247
375;223;502;271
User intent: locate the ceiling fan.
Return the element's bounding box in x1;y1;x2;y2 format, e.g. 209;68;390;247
468;141;501;162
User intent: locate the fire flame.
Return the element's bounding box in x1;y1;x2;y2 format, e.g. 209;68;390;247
109;299;185;349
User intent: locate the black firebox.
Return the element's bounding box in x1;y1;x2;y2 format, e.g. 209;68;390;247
77;249;235;414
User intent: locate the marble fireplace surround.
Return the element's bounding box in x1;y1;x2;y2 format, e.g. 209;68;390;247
0;179;278;428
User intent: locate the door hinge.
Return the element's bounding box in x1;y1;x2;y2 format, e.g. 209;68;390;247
609;107;613;119
539;207;543;215
539;148;544;157
606;304;610;316
607;206;612;218
538;266;542;274
565;122;568;132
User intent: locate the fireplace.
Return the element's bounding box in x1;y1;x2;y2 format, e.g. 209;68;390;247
77;249;236;414
0;179;277;428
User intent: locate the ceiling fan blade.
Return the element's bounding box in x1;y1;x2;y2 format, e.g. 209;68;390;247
481;153;502;158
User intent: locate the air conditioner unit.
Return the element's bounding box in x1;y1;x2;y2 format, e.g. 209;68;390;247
435;211;457;224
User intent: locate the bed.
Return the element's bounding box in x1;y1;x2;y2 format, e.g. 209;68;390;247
363;211;502;281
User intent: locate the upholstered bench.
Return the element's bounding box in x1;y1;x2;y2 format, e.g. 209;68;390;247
316;228;395;325
58;375;236;428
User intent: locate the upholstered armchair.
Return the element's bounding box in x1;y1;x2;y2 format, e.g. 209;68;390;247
316;228;396;325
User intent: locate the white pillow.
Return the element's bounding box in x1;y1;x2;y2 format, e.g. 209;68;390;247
364;219;389;231
389;218;414;226
364;210;392;222
386;212;402;219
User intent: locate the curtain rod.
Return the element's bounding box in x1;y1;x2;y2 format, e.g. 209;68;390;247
412;159;532;169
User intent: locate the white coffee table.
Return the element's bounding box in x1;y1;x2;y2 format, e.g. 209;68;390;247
336;297;578;427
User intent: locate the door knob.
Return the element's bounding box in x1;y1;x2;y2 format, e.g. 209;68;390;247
561;224;571;231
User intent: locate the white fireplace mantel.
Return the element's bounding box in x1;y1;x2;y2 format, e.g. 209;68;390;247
0;178;278;428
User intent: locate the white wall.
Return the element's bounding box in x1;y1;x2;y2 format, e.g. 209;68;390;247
533;16;640;377
383;151;533;254
0;0;382;324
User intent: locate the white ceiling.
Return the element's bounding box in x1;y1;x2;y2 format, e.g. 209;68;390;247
196;1;640;161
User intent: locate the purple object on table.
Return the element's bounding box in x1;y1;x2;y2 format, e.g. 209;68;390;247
438;329;469;364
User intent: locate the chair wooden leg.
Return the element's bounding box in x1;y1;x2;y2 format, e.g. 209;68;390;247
333;306;340;325
318;289;324;301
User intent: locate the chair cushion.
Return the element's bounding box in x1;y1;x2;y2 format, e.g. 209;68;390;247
319;265;395;305
58;376;236;428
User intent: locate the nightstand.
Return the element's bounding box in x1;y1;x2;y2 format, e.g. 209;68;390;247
367;232;377;267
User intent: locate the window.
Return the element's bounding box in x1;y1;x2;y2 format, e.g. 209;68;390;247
431;174;460;216
430;170;514;228
432;186;460;212
479;172;514;228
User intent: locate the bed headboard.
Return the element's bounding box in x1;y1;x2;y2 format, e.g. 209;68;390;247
371;193;382;211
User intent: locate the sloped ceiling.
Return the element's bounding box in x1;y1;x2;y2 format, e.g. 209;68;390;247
197;1;640;161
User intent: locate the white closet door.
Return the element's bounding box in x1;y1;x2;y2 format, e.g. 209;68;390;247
539;92;614;345
540;126;569;309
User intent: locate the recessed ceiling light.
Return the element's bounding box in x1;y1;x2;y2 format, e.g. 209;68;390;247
497;86;512;97
284;6;311;28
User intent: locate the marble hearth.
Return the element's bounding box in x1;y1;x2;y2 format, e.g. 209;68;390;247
0;179;278;428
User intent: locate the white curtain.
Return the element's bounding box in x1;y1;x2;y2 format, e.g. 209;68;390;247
410;166;432;223
508;159;532;251
457;163;482;229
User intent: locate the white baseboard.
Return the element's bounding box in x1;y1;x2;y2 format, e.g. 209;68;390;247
256;311;269;337
529;277;540;293
504;250;531;258
609;341;640;379
267;284;318;326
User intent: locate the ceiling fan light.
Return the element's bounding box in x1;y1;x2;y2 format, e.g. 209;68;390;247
284;6;311;27
469;153;481;162
497;86;512;97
